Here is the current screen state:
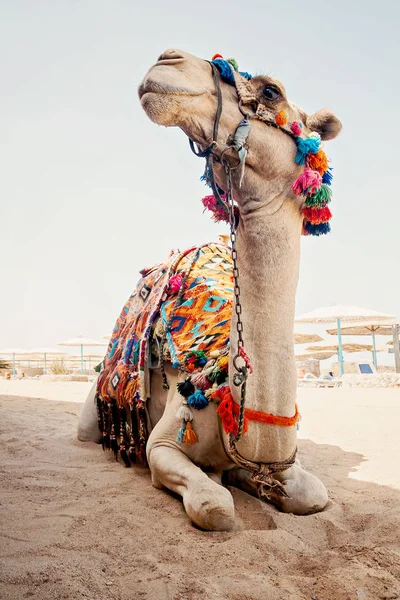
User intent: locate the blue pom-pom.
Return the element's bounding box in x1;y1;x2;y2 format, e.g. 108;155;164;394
322;168;333;185
212;59;235;85
304;221;331;236
239;71;252;80
295;137;321;165
187;390;209;410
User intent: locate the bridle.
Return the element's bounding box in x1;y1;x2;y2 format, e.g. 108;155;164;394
189;62;298;499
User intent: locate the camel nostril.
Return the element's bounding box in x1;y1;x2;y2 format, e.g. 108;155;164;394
157;48;184;62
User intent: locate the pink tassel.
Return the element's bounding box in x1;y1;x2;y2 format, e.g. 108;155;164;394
291;121;303;136
168;273;184;294
202;195;218;210
191;371;212;390
292;167;322;196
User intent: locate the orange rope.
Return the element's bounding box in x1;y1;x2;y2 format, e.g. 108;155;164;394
242;402;299;427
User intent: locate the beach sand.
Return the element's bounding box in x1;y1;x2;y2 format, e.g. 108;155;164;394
0;381;399;600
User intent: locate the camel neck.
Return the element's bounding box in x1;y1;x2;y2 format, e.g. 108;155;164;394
228;199;302;463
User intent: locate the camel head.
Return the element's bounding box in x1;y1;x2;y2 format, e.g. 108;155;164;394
139;49;342;229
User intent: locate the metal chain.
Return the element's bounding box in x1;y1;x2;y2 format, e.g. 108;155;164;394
224;163;248;441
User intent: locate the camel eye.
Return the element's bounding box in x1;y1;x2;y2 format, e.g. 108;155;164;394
263;86;280;101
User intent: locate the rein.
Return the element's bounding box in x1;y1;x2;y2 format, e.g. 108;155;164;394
189;61;298;498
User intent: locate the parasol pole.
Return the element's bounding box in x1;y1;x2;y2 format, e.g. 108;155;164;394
337;318;344;376
12;352;16;376
80;345;84;374
44;353;47;375
372;331;378;369
393;324;400;373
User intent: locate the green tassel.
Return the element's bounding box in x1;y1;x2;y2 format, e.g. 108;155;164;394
304;184;332;208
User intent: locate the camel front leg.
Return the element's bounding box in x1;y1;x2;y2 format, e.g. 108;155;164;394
224;463;328;516
77;383;102;443
148;440;235;531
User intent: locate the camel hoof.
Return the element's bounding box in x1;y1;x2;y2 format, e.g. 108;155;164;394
273;465;329;515
183;484;235;531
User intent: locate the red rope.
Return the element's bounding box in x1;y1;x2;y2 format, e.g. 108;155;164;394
213;386;298;436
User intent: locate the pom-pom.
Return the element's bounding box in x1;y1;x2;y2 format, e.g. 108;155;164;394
176;423;186;443
308;150;329;175
212;58;235;85
275;110;288;126
217;355;229;370
202;194;229;223
212;53;224;60
177;378;195;398
295;136;321;165
303;221;331;236
292;167;322;196
184;350;208;370
302;206;332;224
227;57;239;71
191;371;212;390
183;422;197;444
175;404;194;422
168;273;184;294
322;168;333;185
187;390;209;410
304;184;332;207
291;121;303;136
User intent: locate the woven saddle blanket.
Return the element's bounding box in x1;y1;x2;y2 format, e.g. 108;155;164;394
97;242;233;410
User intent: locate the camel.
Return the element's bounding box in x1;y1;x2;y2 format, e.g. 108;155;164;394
78;48;342;531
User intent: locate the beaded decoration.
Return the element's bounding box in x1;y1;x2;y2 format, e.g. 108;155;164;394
201;55;335;236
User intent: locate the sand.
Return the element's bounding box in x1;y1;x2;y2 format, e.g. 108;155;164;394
0;382;399;600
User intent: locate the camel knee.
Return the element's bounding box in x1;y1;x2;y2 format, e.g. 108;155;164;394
147;443;235;531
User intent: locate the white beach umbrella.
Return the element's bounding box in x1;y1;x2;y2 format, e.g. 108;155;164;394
0;348;30;375
325;321;398;368
296;349;337;361
293;332;324;345
58;337;106;374
30;347;67;374
306;341;374;353
295;305;395;375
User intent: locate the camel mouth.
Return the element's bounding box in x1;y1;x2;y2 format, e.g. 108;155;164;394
138;77;203;101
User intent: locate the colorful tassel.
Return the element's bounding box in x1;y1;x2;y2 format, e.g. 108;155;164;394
303;221;331;236
217;355;229;370
292;167;322;196
177;378;195;398
291;121;303;136
275;110;288;126
308;150;329;175
175;403;194;422
183;422;197;444
295;136;321;165
212;58;235;85
168;273;184;294
304;184;332;207
302;206;332;224
187;390;209;410
176;423;186;443
322;168;333;185
191;371;212;390
184;350;208;370
202;194;229;223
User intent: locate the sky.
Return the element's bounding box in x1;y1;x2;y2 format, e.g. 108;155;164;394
1;0;399;363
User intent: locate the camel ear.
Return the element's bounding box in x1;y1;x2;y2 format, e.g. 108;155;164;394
306;109;342;141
